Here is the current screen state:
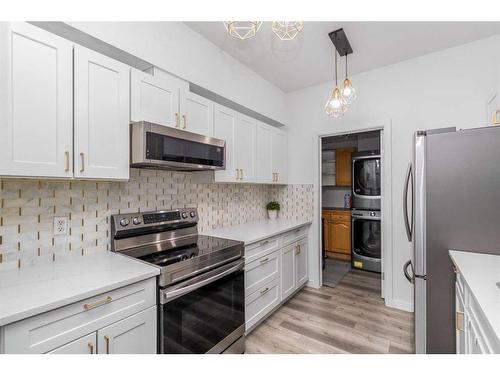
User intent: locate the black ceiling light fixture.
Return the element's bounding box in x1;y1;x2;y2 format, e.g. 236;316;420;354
325;28;356;118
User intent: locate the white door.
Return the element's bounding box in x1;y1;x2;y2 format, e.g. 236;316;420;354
272;128;288;184
74;45;130;180
235;114;257;182
48;332;97;354
214;104;238;182
181;91;214;136
256;122;273;183
296;238;308;287
281;244;296;300
130;68;184;128
97;306;156;354
0;22;73;178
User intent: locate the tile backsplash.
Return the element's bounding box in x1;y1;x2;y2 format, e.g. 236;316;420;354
0;169;313;269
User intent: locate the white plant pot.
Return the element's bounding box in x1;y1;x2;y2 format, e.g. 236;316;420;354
267;210;278;220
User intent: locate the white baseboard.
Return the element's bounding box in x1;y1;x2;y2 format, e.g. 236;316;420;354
385;298;414;312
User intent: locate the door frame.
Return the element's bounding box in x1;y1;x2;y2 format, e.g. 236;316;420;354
316;120;393;305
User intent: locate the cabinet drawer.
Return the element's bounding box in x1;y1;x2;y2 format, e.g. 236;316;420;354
245;236;280;261
245;278;280;332
245;249;280;296
468;292;500;353
3;278;156;354
332;211;350;222
282;226;309;246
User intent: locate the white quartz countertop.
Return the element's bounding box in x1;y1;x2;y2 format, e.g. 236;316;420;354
201;219;312;245
0;251;159;326
449;250;500;343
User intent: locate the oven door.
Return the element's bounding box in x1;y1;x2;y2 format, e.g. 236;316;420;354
159;259;245;354
353;157;381;198
352;216;381;260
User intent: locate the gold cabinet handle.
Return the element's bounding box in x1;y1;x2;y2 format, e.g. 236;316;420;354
175;112;180;128
80;152;85;173
104;335;110;354
240;169;243;180
260;287;269;295
260;240;269;246
260;257;270;264
455;311;464;332
235;169;239;180
276;172;279;182
182;114;187;129
88;342;94;354
272;172;276;182
65;151;70;172
83;296;112;310
493;109;500;124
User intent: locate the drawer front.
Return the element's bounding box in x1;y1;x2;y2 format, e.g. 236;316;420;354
282;225;309;246
332;213;350;222
48;332;97;354
3;278;156;354
245;278;280;332
245;236;280;261
245;249;280;296
468;292;500;353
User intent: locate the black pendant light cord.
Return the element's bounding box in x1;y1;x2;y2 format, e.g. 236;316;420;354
334;49;338;86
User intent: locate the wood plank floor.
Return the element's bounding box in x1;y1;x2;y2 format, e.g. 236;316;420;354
246;270;415;354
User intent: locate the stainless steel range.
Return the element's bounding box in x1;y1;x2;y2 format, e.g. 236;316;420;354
111;208;245;354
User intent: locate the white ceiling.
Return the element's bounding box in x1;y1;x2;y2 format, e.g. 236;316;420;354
185;22;500;93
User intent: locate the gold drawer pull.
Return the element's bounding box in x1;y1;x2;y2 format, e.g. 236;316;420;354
260;257;270;264
493;109;500;125
65;151;70;172
456;311;464;332
182;114;187;129
260;240;269;246
104;335;110;354
88;342;94;354
175;112;180;128
80;152;85;173
83;296;112;310
260;287;270;295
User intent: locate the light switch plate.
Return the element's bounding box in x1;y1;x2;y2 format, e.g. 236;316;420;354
53;216;68;236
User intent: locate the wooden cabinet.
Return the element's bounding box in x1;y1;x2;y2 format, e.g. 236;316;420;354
74;46;130;180
130;68;186;128
0;22;74;178
335;147;356;186
323;210;351;261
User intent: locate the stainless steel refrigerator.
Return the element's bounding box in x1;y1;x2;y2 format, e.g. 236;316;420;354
402;125;500;354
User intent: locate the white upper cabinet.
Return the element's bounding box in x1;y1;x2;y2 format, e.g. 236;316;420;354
256;122;273;183
0;22;73;178
181;91;214;136
235;114;257;182
214;104;238;182
272;127;288;184
74;45;130;180
130;68;187;128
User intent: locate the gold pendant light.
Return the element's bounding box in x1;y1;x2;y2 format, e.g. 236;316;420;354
341;53;357;105
223;22;262;40
325;49;348;118
272;21;304;40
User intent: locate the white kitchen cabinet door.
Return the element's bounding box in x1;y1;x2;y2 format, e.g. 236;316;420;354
296;238;308;287
214;104;238;182
0;22;73;178
48;333;97;354
272;128;288;184
256;122;273;183
455;283;466;354
130;68;186;128
97;306;156;354
74;45;130;180
281;243;296;301
182;91;214;136
235;114;257;182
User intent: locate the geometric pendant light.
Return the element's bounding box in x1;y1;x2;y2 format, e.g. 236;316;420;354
272;21;304;40
325;48;348;118
224;21;262;40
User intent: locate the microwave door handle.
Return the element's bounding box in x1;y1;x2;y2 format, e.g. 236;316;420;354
162;260;244;303
403;162;413;242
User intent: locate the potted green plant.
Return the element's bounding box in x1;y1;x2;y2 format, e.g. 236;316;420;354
266;201;280;220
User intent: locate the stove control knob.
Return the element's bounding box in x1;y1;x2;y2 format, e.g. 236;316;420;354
120;218;130;227
181;212;188;219
132;217;141;225
370;211;376;217
190;211;196;218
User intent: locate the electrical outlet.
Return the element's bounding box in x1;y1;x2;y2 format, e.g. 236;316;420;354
53;216;68;236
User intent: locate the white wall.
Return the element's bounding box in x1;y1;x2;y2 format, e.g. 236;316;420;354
67;22;287;124
287;35;500;310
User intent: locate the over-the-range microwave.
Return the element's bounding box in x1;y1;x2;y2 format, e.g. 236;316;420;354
130;121;226;171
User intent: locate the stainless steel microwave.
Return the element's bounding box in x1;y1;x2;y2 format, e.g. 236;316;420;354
130;121;225;171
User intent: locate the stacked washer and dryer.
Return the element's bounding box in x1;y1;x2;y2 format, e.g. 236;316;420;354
351;151;382;273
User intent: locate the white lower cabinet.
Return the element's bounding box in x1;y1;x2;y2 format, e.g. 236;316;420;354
244;225;309;333
2;278;157;354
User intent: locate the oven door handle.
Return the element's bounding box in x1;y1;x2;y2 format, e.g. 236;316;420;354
161;259;244;303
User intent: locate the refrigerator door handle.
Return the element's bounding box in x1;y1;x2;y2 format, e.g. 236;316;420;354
403;260;415;284
403;162;413;241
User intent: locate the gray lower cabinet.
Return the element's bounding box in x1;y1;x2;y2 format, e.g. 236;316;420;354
48;333;97;354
